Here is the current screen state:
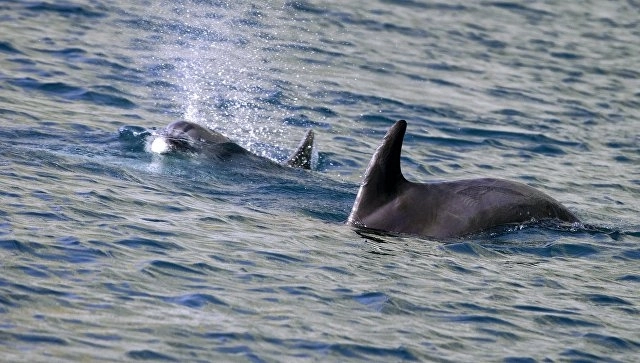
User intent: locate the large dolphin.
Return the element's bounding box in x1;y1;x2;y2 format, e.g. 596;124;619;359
347;120;580;238
148;120;314;169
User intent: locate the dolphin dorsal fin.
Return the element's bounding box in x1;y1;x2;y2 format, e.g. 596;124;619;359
348;120;408;225
362;120;407;193
285;129;315;169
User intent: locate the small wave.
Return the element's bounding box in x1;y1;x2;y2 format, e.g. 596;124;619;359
126;349;177;362
0;41;23;54
25;2;107;18
582;332;640;351
8;78;137;109
584;294;633;306
534;314;602;328
2;332;68;346
115;238;185;253
163;293;228;308
484;2;553;19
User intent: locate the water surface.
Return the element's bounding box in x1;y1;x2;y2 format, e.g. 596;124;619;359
1;0;639;361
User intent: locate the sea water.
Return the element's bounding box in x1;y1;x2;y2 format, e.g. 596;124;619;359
0;1;639;361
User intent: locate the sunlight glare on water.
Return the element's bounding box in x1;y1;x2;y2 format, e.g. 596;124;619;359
147;1;314;158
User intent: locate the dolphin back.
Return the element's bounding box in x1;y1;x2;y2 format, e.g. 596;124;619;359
150;121;316;170
348;120;580;239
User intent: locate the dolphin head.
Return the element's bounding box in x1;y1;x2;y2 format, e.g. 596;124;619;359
146;120;316;170
149;120;231;154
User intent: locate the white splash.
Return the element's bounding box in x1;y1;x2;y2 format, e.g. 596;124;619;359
149;136;172;154
149;1;301;160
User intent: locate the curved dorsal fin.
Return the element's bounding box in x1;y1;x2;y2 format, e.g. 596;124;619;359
285;129;315;169
362;120;407;192
348;120;408;224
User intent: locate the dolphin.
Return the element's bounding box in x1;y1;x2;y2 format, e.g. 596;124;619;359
347;120;580;239
148;120;314;169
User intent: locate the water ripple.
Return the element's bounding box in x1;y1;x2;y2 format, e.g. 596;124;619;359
126;349;177;362
24;2;107;18
8;78;136;109
163;293;228;309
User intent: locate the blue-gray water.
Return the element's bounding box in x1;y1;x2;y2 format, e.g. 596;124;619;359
1;1;639;361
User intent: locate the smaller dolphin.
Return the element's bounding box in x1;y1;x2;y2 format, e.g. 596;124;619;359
348;120;580;238
149;120;314;169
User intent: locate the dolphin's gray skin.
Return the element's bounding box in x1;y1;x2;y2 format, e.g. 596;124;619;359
347;120;580;239
149;120;314;169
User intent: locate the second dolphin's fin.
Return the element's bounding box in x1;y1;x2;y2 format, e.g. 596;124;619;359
285;129;315;169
